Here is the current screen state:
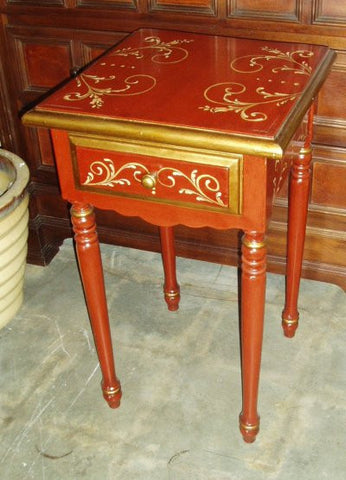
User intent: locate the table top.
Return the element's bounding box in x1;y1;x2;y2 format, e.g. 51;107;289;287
23;29;335;158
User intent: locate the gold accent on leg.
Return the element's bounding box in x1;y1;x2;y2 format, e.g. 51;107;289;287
282;317;299;326
240;422;259;432
71;204;94;218
299;146;312;156
103;385;121;397
239;420;260;442
242;237;266;250
164;291;180;299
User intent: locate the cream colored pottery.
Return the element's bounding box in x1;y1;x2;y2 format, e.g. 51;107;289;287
0;149;30;328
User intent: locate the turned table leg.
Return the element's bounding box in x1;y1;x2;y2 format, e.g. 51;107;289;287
282;107;314;338
71;202;122;408
239;231;266;443
159;226;180;311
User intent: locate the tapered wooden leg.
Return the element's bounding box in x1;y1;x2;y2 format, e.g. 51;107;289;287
71;202;122;408
239;232;266;443
159;226;180;311
282;108;314;338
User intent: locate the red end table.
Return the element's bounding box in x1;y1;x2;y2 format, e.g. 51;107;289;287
23;29;335;442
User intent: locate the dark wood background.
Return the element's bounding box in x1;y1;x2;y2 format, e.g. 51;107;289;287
0;0;345;289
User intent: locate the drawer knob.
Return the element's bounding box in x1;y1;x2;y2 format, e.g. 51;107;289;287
141;173;157;190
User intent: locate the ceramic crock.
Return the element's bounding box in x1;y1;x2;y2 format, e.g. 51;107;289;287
0;149;30;328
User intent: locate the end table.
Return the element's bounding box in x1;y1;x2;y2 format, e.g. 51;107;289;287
23;29;335;442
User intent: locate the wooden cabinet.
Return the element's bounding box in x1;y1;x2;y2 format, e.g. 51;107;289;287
0;0;345;289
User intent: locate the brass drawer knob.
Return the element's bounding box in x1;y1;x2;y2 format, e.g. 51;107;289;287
141;173;156;190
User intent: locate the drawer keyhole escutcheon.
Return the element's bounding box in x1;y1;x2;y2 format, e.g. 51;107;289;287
141;173;157;191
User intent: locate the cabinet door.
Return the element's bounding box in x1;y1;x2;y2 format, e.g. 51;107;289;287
313;0;346;24
227;0;302;22
77;0;137;8
3;0;65;5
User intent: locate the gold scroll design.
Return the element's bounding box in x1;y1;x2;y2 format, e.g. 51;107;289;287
63;36;193;109
110;35;194;64
63;73;156;109
82;158;226;207
273;132;307;193
200;47;314;122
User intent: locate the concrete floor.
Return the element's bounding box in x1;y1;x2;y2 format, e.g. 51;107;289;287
0;240;345;479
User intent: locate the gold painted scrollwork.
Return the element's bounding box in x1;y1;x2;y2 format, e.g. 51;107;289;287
156;167;226;207
82;158;226;207
111;36;194;64
201;82;300;122
200;47;314;122
230;47;313;76
64;73;156;109
83;159;150;186
63;35;193;109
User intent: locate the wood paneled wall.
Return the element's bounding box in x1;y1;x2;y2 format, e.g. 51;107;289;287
0;0;345;289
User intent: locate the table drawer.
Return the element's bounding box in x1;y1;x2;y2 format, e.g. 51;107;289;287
71;137;242;214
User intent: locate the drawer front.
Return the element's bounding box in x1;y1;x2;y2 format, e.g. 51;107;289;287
71;137;242;214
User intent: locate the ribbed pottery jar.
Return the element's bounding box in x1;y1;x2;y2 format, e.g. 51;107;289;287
0;149;30;329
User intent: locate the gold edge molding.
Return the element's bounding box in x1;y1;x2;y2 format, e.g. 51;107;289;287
69;136;242;214
275;49;337;151
76;181;240;215
73;141;241;213
71;163;241;215
22;110;283;160
69;134;243;167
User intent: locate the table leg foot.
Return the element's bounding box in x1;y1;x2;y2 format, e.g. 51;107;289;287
160;226;180;311
282;315;299;338
239;415;260;443
164;288;181;311
102;382;122;409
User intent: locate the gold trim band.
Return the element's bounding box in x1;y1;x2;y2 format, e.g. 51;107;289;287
299;147;312;156
103;386;121;397
240;422;259;432
242;238;266;250
70;135;242;215
71;205;94;218
22;110;284;159
164;291;180;298
282;317;299;326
